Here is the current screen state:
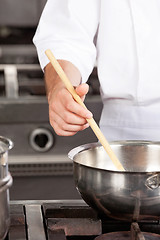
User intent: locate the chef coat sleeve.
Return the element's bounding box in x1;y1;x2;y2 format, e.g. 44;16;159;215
33;0;99;83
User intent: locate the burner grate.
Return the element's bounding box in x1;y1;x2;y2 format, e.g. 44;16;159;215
44;204;102;238
6;204;26;240
95;223;160;240
95;231;160;240
5;201;160;240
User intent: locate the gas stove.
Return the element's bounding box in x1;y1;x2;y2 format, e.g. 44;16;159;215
5;200;160;240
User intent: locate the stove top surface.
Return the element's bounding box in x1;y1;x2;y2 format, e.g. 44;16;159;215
5;200;160;240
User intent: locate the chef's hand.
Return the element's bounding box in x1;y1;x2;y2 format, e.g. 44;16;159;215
44;61;93;136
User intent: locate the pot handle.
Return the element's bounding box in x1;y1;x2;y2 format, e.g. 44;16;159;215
0;174;13;193
145;174;160;190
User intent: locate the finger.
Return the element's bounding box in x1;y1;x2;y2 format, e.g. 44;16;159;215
50;120;89;136
49;101;89;125
75;83;89;97
50;93;92;120
60;96;93;119
50;111;89;131
51;120;77;136
49;86;92;120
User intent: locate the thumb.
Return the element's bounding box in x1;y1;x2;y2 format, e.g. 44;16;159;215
75;83;89;100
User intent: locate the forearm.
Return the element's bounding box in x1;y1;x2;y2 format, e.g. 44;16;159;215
44;60;82;96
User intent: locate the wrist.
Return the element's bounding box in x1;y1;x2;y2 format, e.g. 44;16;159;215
44;59;81;96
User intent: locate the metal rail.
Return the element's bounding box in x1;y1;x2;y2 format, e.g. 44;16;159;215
0;64;42;98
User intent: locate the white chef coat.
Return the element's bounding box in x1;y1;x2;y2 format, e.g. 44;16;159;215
33;0;160;141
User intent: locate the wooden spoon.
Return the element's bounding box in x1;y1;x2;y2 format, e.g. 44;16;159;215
45;49;125;171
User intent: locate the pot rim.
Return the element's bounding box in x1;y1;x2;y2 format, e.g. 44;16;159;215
68;140;160;174
0;172;12;188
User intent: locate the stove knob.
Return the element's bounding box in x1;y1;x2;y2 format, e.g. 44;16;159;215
29;128;54;152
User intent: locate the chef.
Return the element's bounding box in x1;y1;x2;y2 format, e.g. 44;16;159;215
33;0;160;141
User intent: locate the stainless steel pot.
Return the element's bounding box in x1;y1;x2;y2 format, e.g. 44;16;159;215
0;136;13;240
0;136;13;179
68;141;160;221
0;173;13;240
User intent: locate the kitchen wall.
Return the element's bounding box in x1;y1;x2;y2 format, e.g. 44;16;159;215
0;0;46;27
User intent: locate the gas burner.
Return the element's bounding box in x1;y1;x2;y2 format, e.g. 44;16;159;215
95;232;160;240
95;223;160;240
